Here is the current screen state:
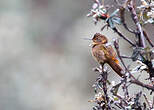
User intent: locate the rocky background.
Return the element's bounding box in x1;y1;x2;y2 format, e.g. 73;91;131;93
0;0;153;110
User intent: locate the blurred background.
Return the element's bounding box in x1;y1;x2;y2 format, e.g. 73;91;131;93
0;0;153;110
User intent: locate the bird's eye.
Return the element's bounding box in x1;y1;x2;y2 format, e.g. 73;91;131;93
96;38;101;42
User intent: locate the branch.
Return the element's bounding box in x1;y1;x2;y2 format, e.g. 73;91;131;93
100;67;111;110
143;30;154;47
119;7;137;34
120;55;132;59
93;66;112;110
113;38;134;74
112;27;135;47
113;39;154;91
143;93;153;109
130;80;154;91
128;1;146;48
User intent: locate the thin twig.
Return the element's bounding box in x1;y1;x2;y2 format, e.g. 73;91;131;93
115;94;128;106
112;27;135;46
120;55;132;59
123;79;129;99
143;93;152;109
119;7;137;34
152;96;154;108
113;39;133;75
143;30;154;47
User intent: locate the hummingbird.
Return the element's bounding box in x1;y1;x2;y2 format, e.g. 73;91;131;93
91;33;124;77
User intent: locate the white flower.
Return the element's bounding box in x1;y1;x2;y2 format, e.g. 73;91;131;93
92;3;98;9
111;81;116;86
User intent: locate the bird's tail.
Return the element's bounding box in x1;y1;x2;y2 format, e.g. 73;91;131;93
107;60;124;78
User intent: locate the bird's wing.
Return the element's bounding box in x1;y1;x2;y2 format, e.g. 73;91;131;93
101;45;119;64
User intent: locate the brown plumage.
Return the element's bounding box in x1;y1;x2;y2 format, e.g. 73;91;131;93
91;33;124;77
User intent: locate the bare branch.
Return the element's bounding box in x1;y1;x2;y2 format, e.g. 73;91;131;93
119;7;137;34
112;27;135;46
114;39;154;91
130;80;154;91
143;93;152;109
143;30;154;47
128;1;146;48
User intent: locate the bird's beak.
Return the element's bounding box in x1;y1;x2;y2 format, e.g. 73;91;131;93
89;42;97;47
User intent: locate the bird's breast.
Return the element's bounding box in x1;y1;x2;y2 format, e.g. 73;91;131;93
92;45;107;64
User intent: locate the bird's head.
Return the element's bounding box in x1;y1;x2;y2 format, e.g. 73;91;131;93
92;33;108;45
